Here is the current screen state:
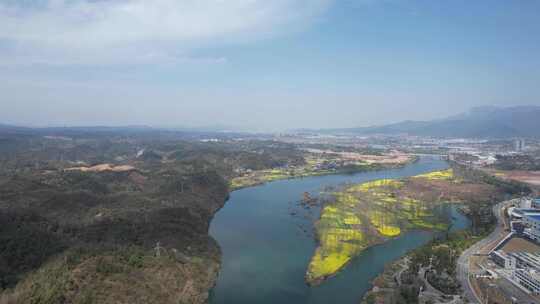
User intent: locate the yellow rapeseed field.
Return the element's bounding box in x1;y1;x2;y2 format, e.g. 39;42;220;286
307;169;456;283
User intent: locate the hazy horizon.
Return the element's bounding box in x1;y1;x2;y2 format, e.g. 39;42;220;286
1;1;540;132
1;104;537;134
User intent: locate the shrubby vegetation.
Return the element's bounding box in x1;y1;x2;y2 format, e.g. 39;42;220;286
493;154;540;171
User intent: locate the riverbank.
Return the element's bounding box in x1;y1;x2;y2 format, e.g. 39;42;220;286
230;154;418;191
305;167;506;285
360;229;488;304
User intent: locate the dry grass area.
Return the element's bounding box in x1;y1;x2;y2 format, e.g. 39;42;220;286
500;237;540;254
484;169;540;186
475;278;515;304
402;176;498;204
65;164;136;173
306;149;413;164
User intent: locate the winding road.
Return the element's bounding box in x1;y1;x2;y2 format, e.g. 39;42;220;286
456;199;514;303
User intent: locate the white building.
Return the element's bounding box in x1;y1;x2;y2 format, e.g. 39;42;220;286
523;214;540;242
510;252;540;295
515;139;526;152
490;251;540;295
514;268;540;295
520;198;533;209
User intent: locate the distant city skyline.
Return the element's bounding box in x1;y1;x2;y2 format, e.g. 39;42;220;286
1;0;540;131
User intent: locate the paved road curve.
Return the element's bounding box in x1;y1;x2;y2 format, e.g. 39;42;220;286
456;200;514;304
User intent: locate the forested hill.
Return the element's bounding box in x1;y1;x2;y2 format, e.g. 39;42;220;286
0;134;304;304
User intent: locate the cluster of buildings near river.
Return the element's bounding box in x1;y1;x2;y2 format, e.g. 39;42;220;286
488;198;540;296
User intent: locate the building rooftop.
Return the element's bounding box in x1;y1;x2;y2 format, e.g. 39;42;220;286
509;252;540;269
532;269;540;281
526;214;540;221
500;237;540;255
511;208;540;219
516;208;540;214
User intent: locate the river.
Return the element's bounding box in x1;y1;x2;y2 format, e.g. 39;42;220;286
209;156;470;304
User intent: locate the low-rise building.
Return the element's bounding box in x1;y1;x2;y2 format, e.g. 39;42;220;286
490;251;540;294
524;214;540;242
533;198;540;209
511;221;525;234
510;252;540;294
489;238;540;295
514;268;540;294
490;250;507;267
520;197;533;209
509;208;540;221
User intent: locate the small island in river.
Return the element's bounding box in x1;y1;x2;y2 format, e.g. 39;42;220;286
305;167;505;285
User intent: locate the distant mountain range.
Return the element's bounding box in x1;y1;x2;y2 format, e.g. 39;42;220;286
2;105;539;139
315;106;540;138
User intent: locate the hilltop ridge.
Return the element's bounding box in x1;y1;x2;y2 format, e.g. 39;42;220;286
309;106;540;138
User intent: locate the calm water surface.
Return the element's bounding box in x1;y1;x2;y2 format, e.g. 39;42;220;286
209;157;470;304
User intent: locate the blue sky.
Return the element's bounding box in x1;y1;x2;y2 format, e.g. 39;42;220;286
1;0;539;131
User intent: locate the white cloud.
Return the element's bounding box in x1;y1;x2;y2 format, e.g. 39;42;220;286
0;0;332;65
